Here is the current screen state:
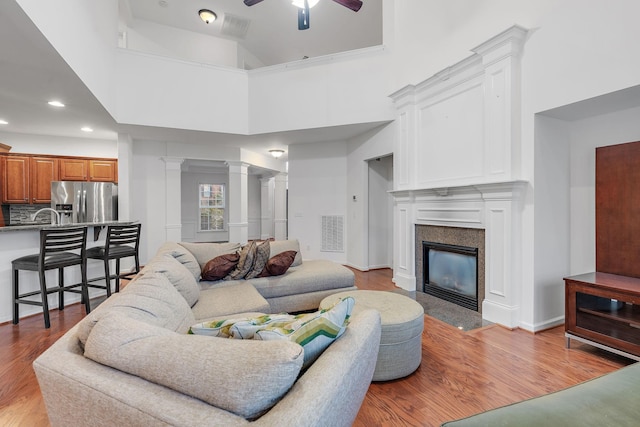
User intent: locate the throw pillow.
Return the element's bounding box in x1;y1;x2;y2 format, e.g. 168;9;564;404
255;296;355;368
269;239;303;267
201;253;240;281
178;242;242;269
245;241;270;279
226;241;257;280
189;313;295;339
260;250;297;277
84;311;304;420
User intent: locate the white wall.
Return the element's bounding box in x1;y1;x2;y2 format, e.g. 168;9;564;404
125;19;239;68
532;115;570;330
115;50;249;134
131;140;168;262
18;0;119;116
248;47;395;134
288;141;348;263
0;131;117;158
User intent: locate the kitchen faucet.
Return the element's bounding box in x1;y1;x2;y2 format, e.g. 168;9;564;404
31;208;61;225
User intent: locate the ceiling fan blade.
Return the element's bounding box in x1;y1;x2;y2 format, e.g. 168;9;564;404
244;0;264;6
332;0;363;12
298;1;310;30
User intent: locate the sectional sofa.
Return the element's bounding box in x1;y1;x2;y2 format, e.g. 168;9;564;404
33;240;381;426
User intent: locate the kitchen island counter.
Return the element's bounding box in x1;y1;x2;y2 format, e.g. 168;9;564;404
0;220;137;233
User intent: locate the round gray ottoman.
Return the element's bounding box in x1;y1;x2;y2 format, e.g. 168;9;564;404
320;290;424;381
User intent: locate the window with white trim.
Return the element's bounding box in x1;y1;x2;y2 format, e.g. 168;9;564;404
199;184;225;231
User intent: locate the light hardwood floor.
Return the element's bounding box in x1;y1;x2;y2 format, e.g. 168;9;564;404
0;268;632;426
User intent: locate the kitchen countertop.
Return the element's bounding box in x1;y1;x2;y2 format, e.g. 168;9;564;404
0;220;138;233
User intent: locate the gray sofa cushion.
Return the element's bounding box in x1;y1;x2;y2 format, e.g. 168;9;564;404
77;271;196;347
221;259;355;300
84;311;304;420
178;242;241;269
146;253;200;307
155;241;201;280
192;281;270;320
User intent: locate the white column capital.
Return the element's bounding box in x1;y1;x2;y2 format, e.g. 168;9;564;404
161;157;184;170
225;161;251;171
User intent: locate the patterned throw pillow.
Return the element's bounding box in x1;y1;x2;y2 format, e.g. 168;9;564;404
201;253;240;281
255;296;355;368
189;314;294;338
259;250;297;277
226;241;257;280
245;241;271;279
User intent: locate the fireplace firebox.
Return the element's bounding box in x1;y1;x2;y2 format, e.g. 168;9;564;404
423;241;479;311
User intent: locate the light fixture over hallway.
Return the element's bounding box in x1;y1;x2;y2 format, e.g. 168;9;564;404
198;9;217;24
269;149;285;158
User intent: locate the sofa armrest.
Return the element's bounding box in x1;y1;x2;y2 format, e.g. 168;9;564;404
253;309;382;427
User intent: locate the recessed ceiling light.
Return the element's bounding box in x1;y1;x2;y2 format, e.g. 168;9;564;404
158;0;168;7
81;126;94;132
48;100;65;107
0;119;8;125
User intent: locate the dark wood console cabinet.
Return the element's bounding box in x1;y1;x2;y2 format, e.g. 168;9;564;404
564;272;640;361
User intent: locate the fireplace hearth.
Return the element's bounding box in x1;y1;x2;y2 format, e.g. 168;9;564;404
423;241;478;311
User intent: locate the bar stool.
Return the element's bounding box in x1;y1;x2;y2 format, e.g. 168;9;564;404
12;226;90;329
86;223;141;296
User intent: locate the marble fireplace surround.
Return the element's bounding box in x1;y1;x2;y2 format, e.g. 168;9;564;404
392;181;527;328
416;224;485;314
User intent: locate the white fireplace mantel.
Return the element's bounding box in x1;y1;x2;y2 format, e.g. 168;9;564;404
389;25;529;329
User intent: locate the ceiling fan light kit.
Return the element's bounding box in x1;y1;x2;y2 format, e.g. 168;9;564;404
244;0;363;30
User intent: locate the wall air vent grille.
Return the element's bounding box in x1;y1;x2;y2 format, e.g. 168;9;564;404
321;215;344;252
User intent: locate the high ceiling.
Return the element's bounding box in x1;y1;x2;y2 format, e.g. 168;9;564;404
124;0;383;67
0;0;386;161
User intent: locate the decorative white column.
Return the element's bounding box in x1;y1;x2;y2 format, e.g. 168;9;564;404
226;161;250;244
161;157;184;242
273;172;288;241
116;133;133;220
260;176;274;240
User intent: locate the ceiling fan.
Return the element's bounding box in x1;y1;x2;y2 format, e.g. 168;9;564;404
244;0;363;30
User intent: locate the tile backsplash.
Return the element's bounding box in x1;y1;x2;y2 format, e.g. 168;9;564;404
9;204;51;224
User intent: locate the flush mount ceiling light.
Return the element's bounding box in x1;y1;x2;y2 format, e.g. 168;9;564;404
269;149;285;158
81;126;94;132
47;100;65;107
198;9;217;24
0;119;8;125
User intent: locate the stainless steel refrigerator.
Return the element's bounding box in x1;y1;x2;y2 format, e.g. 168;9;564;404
51;181;118;224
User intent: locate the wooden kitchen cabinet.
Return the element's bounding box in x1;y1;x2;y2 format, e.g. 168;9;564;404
1;155;58;204
59;158;88;181
30;157;59;203
89;159;117;182
2;155;29;203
